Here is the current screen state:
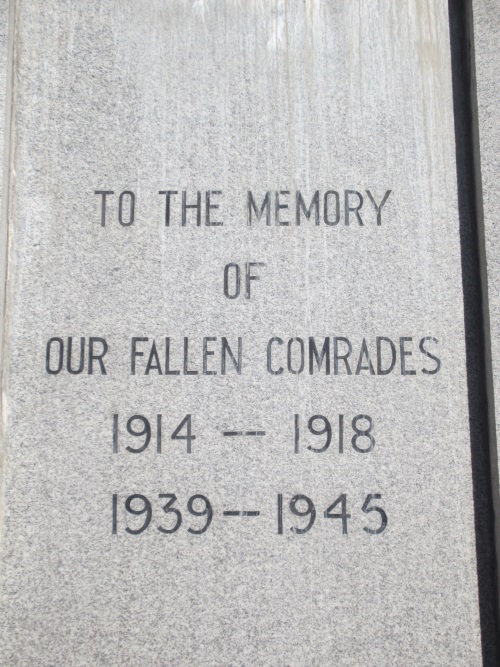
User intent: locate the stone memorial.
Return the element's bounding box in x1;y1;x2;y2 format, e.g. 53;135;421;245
0;1;496;665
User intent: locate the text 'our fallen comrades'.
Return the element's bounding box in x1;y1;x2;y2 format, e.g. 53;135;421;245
44;334;440;377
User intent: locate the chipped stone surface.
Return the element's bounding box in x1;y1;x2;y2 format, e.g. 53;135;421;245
0;2;483;665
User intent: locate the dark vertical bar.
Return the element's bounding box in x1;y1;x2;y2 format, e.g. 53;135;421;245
294;414;299;453
112;494;118;534
112;414;118;454
339;414;344;454
157;414;162;454
448;2;500;663
277;494;283;534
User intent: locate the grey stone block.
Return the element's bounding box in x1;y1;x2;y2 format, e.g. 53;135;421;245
472;0;500;621
0;2;484;665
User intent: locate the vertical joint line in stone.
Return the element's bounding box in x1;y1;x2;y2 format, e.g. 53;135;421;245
449;0;500;660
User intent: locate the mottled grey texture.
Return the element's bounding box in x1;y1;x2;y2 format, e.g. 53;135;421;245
0;0;11;379
0;2;482;665
0;0;8;198
472;0;500;606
